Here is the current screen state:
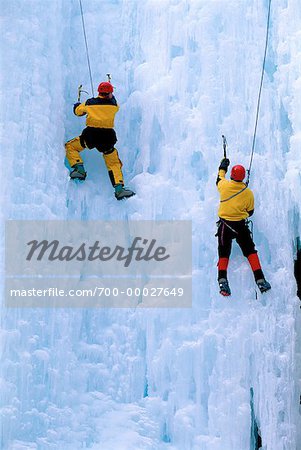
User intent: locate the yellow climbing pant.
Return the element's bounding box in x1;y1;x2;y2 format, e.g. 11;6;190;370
65;137;84;166
103;149;124;187
65;137;124;186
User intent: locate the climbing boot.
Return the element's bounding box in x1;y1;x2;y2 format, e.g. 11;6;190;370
114;184;135;200
218;278;231;296
70;163;86;180
256;278;271;294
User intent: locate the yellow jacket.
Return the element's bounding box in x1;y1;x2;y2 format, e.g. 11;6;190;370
74;95;119;128
217;169;254;221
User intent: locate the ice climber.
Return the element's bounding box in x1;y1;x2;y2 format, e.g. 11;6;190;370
65;81;135;200
216;158;271;296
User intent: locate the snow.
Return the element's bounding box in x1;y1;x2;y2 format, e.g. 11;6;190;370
1;0;301;449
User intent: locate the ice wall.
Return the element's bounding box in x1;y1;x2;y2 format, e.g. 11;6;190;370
1;0;300;449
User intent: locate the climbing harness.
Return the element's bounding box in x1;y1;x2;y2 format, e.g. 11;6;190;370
215;219;238;237
79;0;95;96
215;218;253;241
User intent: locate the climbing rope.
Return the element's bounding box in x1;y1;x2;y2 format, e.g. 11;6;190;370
79;0;94;97
246;0;272;185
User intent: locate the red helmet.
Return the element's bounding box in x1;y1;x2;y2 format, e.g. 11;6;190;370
98;82;114;94
230;165;246;181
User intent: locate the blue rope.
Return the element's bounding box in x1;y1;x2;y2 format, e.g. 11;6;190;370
79;0;94;97
246;0;272;186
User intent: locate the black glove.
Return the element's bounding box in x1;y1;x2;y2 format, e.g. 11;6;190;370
219;158;230;171
73;102;81;114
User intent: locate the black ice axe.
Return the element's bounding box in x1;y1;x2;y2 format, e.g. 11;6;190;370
77;84;89;102
222;135;227;158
